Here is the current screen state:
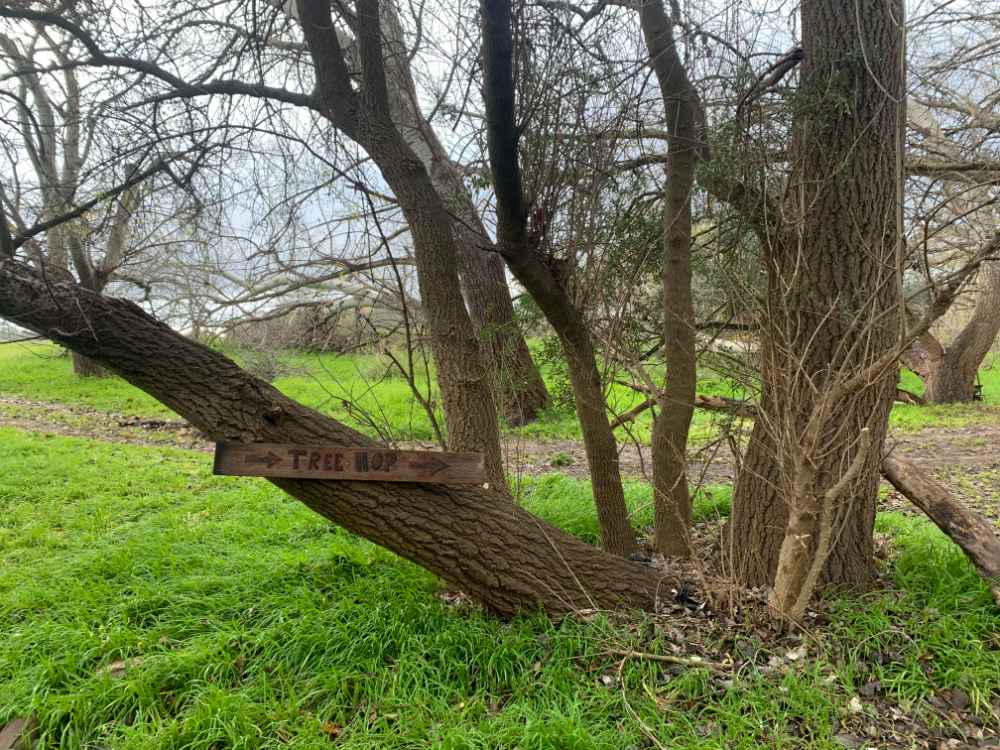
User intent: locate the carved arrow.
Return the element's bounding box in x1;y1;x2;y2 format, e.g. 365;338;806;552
408;456;450;476
245;452;282;468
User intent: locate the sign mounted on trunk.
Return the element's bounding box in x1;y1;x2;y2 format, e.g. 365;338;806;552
213;443;485;485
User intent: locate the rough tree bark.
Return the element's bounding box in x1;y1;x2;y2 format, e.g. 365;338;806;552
657;392;1000;606
726;0;904;590
0;250;673;616
638;0;701;557
479;0;638;555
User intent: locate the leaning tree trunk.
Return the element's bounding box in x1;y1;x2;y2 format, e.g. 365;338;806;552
356;0;548;425
726;0;904;591
479;0;638;556
0;250;673;617
639;0;701;557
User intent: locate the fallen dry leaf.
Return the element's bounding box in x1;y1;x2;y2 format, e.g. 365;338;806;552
95;657;141;679
0;712;38;750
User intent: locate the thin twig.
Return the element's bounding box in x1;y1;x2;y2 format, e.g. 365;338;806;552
606;648;731;672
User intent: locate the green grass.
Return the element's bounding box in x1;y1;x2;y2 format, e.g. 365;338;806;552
890;358;1000;433
897;356;1000;400
0;342;733;445
831;513;1000;706
2;342;999;447
518;474;732;546
2;428;998;748
0;343;170;417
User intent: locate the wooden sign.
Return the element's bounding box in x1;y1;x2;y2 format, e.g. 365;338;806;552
213;443;485;485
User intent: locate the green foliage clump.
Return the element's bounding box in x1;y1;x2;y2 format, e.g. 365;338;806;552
531;335;576;410
549;452;575;467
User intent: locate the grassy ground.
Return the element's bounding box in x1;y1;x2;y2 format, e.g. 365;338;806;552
891;365;1000;433
0;344;170;417
2;427;999;749
3;343;998;447
517;473;732;546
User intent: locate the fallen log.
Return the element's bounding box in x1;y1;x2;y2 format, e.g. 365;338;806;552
0;713;37;750
609;398;656;430
882;451;1000;607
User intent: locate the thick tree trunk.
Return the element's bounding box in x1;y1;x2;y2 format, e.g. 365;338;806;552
920;259;1000;404
359;0;547;424
726;0;904;591
478;0;638;554
679;394;1000;606
0;252;673;617
923;361;975;403
639;0;700;557
723;397;787;584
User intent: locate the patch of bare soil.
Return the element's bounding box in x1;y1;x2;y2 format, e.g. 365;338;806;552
880;424;1000;521
0;397;212;451
505;423;1000;517
889;422;1000;474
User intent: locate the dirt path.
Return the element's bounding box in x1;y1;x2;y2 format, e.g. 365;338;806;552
0;396;737;482
889;422;1000;473
507;421;1000;484
0;397;212;452
8;393;993;509
1;396;997;517
502;436;736;485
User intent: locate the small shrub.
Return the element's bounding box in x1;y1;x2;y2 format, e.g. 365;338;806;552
239;348;304;383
